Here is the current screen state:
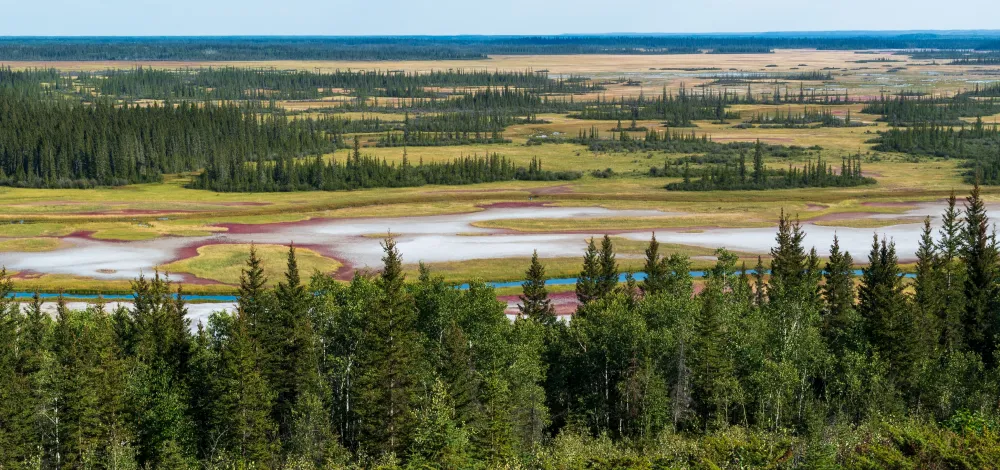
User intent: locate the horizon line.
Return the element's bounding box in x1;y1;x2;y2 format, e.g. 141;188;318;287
3;29;1000;39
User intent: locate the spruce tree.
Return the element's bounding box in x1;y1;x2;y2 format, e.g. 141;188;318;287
441;321;480;431
238;244;269;332
272;244;320;440
914;218;945;350
641;233;666;295
691;251;736;430
576;238;600;304
596;235;619;299
822;235;857;352
187;324;216;460
356;236;424;456
0;270;33;466
858;235;913;381
215;306;278;465
937;191;966;351
518;250;555;323
768;210;809;304
752;255;767;307
961;182;999;362
752;139;765;184
407;379;469;468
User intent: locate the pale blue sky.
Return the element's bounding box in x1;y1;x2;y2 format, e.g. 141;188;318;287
2;0;998;36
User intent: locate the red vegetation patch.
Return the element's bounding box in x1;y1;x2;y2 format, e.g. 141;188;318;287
214;221;292;234
172;272;225;286
331;263;356;281
64;231;130;244
499;291;580;316
11;270;44;280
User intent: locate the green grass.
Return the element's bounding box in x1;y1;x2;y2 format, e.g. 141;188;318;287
9;274;239;296
410;238;765;284
161;244;342;285
0;51;984;293
0;237;65;252
0;222;75;238
472;214;773;232
810;218;922;228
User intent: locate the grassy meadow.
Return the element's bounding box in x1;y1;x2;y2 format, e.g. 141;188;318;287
0;49;994;291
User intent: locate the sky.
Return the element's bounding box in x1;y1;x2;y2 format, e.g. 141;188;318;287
2;0;999;36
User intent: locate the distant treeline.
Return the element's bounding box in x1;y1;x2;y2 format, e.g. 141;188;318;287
675;82;852;108
0;67;72;96
193;140;579;192
741;108;863;128
861;94;1000;126
0;92;332;188
700;70;833;83
951;56;1000;65
293;114;399;138
664;150;873;191
558;127;816;160
376;131;510;147
89;67;600;100
568;88;740;126
337;86;569;114
908;50;1000;62
2;35;1000;60
706;45;775;54
871;119;1000;184
961;82;1000;98
0;66;600;101
293;111;522;148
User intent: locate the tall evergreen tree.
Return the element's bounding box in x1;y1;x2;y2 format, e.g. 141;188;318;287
858;236;913;381
407;379;470;468
961;183;1000;363
270;244;321;441
518;251;555;323
691;250;738;430
752;139;766;184
596;235;619;299
641;233;666;295
768;210;809;304
914;218;945;352
238;244;269;332
822;235;857;352
576;238;600;304
752;255;767;307
440;321;480;432
937;191;967;351
215;305;278;465
0;269;33;467
356;236;424;456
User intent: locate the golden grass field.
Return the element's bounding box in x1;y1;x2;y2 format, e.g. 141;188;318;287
0;49;995;291
3;49;991;98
